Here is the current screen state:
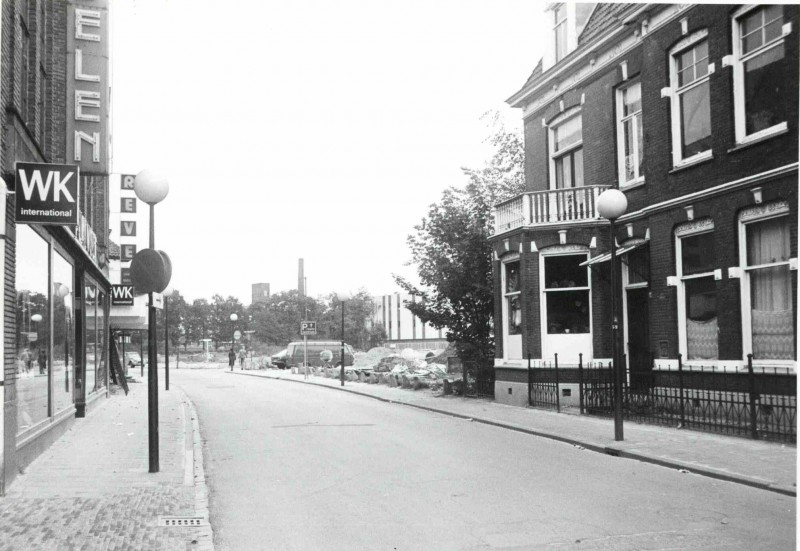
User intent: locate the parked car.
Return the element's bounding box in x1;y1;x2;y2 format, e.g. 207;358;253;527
124;351;143;368
285;341;355;368
271;349;288;369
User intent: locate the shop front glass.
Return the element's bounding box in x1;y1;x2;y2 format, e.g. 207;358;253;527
85;283;97;395
53;251;75;414
16;225;50;435
93;290;107;392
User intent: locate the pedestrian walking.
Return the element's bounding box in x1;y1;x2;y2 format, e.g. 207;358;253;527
37;349;47;375
238;348;246;370
228;348;236;371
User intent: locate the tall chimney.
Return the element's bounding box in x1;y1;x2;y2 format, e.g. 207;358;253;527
298;258;305;297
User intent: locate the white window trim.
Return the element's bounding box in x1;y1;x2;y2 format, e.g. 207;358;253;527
502;256;522;346
548;107;583;190
668;30;713;168
616;80;645;187
539;250;592;339
553;3;569;64
675;220;717;363
731;5;790;146
737;204;796;367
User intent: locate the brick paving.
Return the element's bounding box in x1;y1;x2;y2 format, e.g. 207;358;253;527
0;380;213;551
230;367;797;497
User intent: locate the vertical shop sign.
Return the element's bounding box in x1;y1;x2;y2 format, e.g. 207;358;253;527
66;1;109;174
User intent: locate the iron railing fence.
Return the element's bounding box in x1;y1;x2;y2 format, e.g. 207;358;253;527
579;354;796;443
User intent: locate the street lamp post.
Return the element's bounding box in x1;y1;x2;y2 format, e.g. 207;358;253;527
336;292;352;386
134;169;169;473
597;188;628;442
230;313;238;371
164;290;170;391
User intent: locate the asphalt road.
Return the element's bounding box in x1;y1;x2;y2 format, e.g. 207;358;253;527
175;369;796;551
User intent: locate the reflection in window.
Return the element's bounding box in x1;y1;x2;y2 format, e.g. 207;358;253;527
85;283;97;396
544;255;590;334
504;261;521;336
16;225;50;435
736;5;787;137
745;216;794;360
53;252;74;413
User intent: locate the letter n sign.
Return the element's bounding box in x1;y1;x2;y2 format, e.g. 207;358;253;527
121;244;136;261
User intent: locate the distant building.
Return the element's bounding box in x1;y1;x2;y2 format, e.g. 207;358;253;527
373;293;448;351
252;283;270;304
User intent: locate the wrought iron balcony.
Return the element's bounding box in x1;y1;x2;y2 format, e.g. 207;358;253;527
493;185;610;235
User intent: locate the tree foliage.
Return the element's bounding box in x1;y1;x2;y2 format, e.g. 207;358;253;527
395;112;524;363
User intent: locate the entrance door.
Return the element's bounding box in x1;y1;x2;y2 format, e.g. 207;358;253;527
626;288;650;374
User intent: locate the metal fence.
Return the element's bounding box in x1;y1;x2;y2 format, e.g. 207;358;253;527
448;358;495;398
526;353;796;443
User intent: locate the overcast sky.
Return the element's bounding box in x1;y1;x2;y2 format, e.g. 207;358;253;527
110;0;549;304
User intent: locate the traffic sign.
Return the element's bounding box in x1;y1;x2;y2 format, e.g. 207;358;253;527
233;330;242;340
300;321;317;335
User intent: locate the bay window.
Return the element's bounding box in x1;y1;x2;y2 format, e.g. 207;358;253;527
732;5;789;143
504;260;521;335
544;255;590;335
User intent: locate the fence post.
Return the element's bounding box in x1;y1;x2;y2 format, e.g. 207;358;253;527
578;353;584;415
554;353;561;413
678;354;685;428
747;354;759;440
527;354;532;406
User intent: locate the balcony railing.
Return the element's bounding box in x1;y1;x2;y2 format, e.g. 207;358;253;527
493;185;610;235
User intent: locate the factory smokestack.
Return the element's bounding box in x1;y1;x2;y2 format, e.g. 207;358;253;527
298;258;305;297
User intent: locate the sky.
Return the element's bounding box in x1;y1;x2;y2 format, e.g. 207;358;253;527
110;0;549;304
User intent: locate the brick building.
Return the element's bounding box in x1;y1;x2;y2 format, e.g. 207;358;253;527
0;0;111;493
491;4;797;408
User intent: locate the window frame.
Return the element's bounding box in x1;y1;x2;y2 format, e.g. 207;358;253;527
503;257;522;337
553;3;568;63
541;252;592;335
616;80;644;187
675;221;718;363
738;206;796;366
668;30;713;168
548;107;583;190
731;5;790;146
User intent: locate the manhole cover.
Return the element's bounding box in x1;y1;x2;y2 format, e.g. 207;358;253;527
158;516;208;527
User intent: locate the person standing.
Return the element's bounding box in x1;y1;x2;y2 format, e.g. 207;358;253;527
38;349;47;375
228;348;236;371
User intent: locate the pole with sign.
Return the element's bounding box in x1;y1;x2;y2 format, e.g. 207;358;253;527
300;321;317;378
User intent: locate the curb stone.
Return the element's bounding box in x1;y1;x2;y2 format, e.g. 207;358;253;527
228;370;796;498
175;386;216;551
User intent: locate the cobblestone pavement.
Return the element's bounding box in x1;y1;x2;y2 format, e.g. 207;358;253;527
0;379;213;551
230;367;797;497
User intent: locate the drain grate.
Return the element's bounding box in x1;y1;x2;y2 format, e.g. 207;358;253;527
158;516;208;527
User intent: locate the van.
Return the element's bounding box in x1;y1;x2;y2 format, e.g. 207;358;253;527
285;341;355;368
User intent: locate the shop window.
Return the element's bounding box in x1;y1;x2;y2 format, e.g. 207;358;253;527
95;290;107;392
15;225;50;435
504;260;521;335
53;251;75;414
616;81;644;186
677;227;718;360
669;32;712;166
742;215;794;360
544;254;590;334
732;5;789;143
85;283;97;394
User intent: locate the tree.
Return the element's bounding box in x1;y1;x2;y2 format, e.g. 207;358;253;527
319;290;385;350
395;112;524;363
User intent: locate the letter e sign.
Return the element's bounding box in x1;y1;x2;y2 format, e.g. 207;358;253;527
121;244;136;261
121;197;136;213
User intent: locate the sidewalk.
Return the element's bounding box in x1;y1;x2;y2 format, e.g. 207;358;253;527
0;380;213;551
229;368;797;497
